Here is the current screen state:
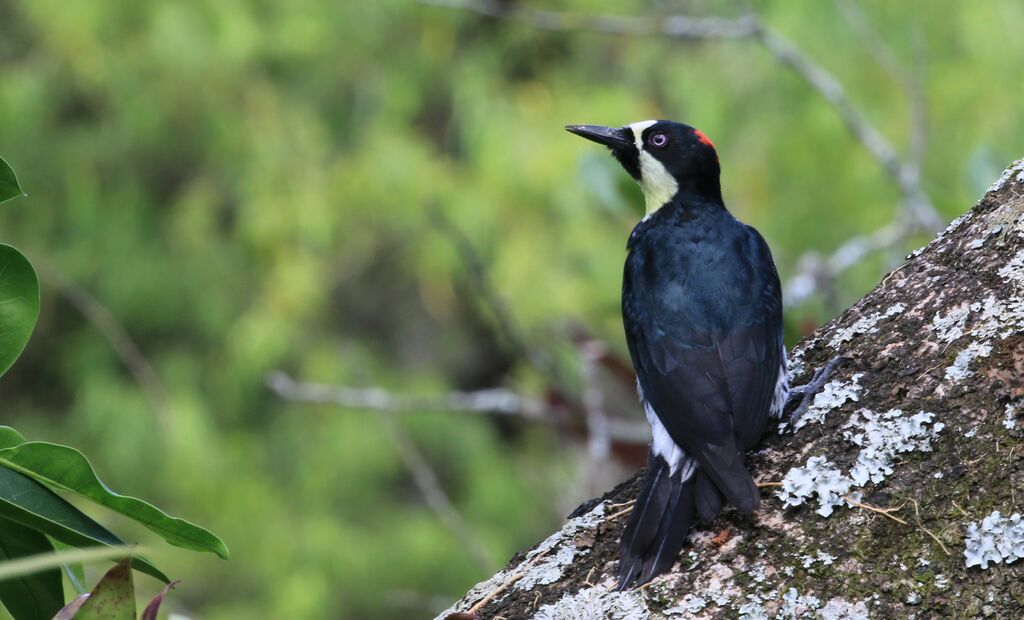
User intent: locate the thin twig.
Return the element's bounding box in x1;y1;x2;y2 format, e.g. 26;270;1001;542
908;498;951;556
33;260;170;428
467;546;552;614
951;500;971;519
607;499;637;510
607;505;635;521
844;495;908;524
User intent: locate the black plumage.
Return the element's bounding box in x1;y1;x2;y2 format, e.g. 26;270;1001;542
566;120;785;589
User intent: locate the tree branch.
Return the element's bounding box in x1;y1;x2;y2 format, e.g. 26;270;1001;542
419;0;758;39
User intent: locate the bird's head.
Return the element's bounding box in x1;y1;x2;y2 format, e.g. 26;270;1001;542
565;120;722;215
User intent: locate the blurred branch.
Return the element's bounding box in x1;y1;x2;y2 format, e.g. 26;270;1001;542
427;204;574;389
422;0;945;306
267;371;544;418
782;1;933;305
267;371;498;573
265;371;649;444
750;23;938;228
784;218;910;305
34;260;170;428
419;0;758;39
579;340;612;495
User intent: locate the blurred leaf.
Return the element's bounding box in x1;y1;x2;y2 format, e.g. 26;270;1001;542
0;443;229;560
0;157;23;204
0;427;26;449
52;595;88;620
140;580;179;620
0;467;168;583
0;516;64;620
0;245;39;378
0;544;143;582
69;559;135;620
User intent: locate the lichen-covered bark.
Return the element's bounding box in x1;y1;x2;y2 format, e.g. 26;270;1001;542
439;160;1024;620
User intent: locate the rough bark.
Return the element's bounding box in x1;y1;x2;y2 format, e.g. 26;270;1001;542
439;160;1024;620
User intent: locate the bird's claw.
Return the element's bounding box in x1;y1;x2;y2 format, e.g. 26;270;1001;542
784;355;844;428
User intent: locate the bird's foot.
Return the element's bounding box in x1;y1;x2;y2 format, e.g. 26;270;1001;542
783;355;844;429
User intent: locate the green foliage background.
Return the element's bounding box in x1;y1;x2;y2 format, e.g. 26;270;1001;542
1;1;1022;617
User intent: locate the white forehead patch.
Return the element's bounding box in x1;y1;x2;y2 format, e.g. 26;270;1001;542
628;120;658;149
627;120;677;216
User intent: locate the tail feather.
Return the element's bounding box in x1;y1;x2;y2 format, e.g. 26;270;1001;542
695;444;760;513
617;455;697;590
694;469;724;523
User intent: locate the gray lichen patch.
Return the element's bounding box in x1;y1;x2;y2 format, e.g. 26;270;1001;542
778;409;943;516
827;303;905;349
964;511;1024;569
533;587;649;620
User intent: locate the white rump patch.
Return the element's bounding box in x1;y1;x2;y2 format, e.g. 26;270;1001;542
628;120;679;216
638;381;697;479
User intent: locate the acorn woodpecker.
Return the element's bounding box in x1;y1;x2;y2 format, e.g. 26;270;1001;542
566;120;790;589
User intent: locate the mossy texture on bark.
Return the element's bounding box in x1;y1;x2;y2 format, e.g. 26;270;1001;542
440;160;1024;620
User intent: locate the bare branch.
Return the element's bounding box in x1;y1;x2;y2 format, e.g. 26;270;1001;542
266;371;544;418
419;0;758;39
33;260;170;428
749;23;940;233
784;218;910;306
265;371;650;444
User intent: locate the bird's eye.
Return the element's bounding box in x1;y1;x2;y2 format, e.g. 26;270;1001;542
649;133;668;148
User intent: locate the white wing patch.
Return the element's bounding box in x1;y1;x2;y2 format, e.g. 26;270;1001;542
627;120;678;216
638;380;697;479
770;346;790;418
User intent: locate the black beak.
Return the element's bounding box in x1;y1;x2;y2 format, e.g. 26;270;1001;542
565;124;632;150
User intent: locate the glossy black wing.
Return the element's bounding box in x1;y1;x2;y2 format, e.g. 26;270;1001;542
623;224;783;511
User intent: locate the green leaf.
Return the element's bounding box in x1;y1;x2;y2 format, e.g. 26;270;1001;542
0;467;168;583
0;442;229;560
0;157;24;204
0;427;27;449
0;245;40;378
0;516;64;620
68;559;135;620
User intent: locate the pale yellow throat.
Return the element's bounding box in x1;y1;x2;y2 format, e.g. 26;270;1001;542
628;120;679;217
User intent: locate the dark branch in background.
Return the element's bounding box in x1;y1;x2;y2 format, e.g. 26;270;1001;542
419;0;945;307
33;259;170;429
426;204;574;388
267;372;498;573
419;0;758;39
